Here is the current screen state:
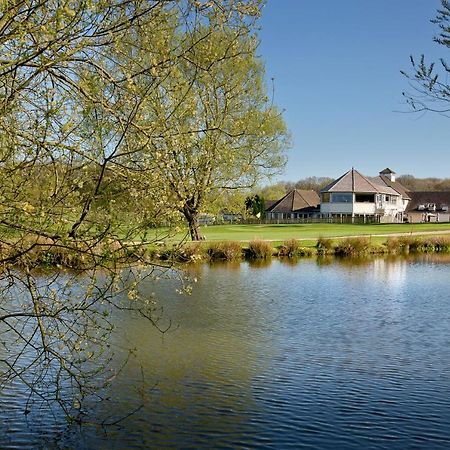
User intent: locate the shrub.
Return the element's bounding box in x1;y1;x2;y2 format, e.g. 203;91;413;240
169;242;206;262
14;236;89;268
408;237;425;252
431;236;450;252
398;236;421;252
385;237;402;253
297;246;316;257
370;243;388;254
279;238;300;257
316;236;334;254
246;239;274;259
386;235;450;254
334;237;371;256
207;241;243;261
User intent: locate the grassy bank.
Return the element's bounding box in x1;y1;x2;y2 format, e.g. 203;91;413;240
7;224;450;269
168;222;450;243
155;234;450;263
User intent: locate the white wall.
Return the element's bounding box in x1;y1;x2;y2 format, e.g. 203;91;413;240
320;203;354;214
321;193;405;218
353;203;376;215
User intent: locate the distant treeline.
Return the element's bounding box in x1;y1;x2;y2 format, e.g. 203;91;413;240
396;175;450;192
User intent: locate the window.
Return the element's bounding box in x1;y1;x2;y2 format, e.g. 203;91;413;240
332;193;353;203
322;193;331;203
382;195;397;204
355;194;375;203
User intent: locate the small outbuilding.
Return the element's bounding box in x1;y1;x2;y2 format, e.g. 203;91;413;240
265;189;320;220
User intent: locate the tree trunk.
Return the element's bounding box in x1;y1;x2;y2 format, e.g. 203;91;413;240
183;209;201;241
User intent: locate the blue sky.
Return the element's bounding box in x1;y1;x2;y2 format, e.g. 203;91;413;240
258;0;450;181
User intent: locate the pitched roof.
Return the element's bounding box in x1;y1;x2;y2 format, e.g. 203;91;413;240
407;191;450;212
266;189;320;213
375;175;411;200
321;168;398;195
265;200;278;210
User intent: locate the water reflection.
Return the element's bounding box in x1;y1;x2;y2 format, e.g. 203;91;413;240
2;254;450;449
247;258;273;269
372;258;407;291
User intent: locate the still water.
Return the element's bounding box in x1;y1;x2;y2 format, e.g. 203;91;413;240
2;255;450;449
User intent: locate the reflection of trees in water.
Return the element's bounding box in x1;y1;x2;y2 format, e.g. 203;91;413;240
82;266;273;448
0;266;166;422
247;258;273;269
316;255;334;266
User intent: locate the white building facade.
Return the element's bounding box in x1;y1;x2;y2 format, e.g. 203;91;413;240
320;168;410;223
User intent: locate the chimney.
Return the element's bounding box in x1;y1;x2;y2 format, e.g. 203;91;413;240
380;168;396;182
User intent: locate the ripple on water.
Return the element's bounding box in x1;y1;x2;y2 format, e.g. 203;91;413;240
2;257;450;449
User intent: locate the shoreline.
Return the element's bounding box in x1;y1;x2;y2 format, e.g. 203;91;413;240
5;231;450;270
156;234;450;263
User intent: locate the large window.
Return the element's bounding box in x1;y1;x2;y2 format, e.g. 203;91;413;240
322;193;331;203
332;193;353;203
355;193;375;203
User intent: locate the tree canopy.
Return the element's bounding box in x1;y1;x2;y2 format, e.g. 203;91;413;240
121;22;289;239
0;0;282;420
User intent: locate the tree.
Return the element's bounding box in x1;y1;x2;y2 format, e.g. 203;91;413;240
397;174;450;191
258;183;287;202
401;0;450;115
0;0;268;422
294;176;334;193
127;19;289;240
245;194;265;218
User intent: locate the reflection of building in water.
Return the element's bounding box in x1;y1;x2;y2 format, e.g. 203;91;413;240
371;258;407;292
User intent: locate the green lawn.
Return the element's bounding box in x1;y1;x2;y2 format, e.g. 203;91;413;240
191;222;450;243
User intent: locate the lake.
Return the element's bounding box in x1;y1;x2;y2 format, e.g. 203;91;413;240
2;255;450;449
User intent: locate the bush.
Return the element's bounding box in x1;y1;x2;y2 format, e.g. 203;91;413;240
297;246;316;257
168;242;206;262
334;237;372;256
385;235;450;254
385;237;402;253
384;236;421;253
406;237;424;252
246;239;274;259
207;241;243;261
431;236;450;252
316;236;334;254
370;243;388;254
279;238;300;257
